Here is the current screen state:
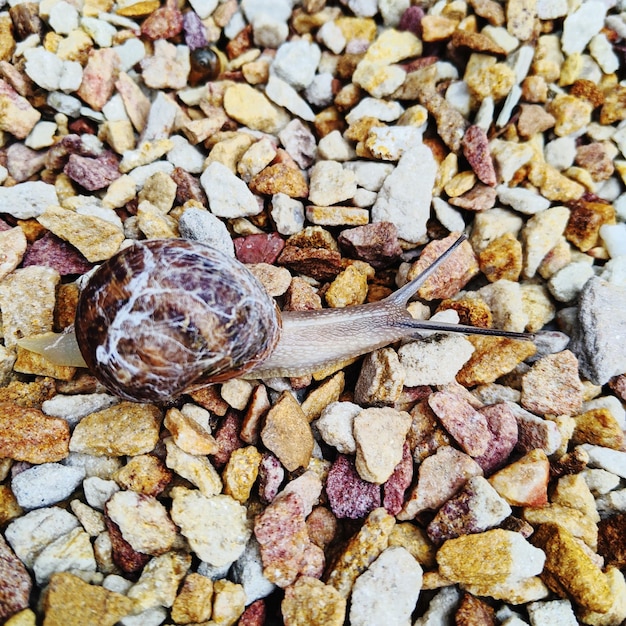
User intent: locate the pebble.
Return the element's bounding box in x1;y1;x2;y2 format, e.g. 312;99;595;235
164;437;222;496
177;206;235;256
315;401;359;454
561;0;607;55
489;449;550;507
254;491;324;587
37;206;124;263
0;534;31;621
43;572;133;626
230;537;275;605
414;586;461;626
527;599;578;626
571;277;626;385
353;407;411;484
326;452;381;519
282;576;346;626
32;526;96;585
127;551;191;612
349;546;422;626
0;402;70;464
41;394;118;428
583;445;626;480
354;347;405;406
70;403;161;457
399;446;483;519
372;144;435;243
345;97;405;125
224;83;290;133
260;391;314;472
521;350;583;416
0;79;41;140
200;160;262;219
437;528;546;586
531;523;612;613
548;261;595;303
427;476;512;544
171;487;251;567
398;335;474;386
11;463;85;510
105;491;176;557
265;74;316;122
272;39;320;90
0;181;58;220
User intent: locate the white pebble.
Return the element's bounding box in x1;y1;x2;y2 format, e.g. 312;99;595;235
582;468;621;495
342;0;378;17
315;401;360;454
201;161;262;219
102;94;130;122
119;608;168;626
474;97;495;130
496;185;551;215
241;0;292;22
561;0;607;55
166;135;204;174
496;84;522;128
83;476;120;510
345;97;404;124
114;37;146;72
352;188;377;207
372;144;435;243
379;0;411;25
47;91;82;117
433;197;466;233
309;160;357;206
59;61;82;93
304;72;334;108
398;335;475;386
272;39;321;90
188;0;218;18
317;20;346;54
600;256;626;287
265;74;315;122
589;32;620;74
483;25;520;53
600;223;626;258
547;261;595;302
5;507;80;569
80;17;116;47
25;121;57;149
527;599;578;626
178;207;236;257
42;393;119;428
583;444;626;479
318;130;356;161
24;47;64;91
49;0;79;34
230;537;276;605
129;161;175;188
350;547;423;626
270;193;305;236
414;586;461;626
33;527;96;584
583;395;626;430
445;80;472;118
344;161;393;191
252;13;289;48
544;136;576;170
536;0;568;18
0;181;58;219
12;463;85;510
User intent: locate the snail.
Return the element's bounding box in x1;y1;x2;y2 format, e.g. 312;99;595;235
188;45;227;85
20;236;554;403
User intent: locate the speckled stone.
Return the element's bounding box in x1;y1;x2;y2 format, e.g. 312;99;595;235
326;507;396;598
224;83;290;133
223;446;262;503
0;533;31;622
0;403;69;464
42;572;133;626
531;523;612;613
521;351;583;416
170;573;213;624
353;407;412;484
281;577;346;626
354;348;405;406
70;403;161;457
489;449;550;507
437;529;545;587
261;391;314;472
171;487;250;567
164;438;222;497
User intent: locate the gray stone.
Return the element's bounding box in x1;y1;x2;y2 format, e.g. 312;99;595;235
178;207;235;257
230;536;276;604
0;181;58;219
570;277;626;384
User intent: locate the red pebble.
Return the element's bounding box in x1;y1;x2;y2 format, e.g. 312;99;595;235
326;454;381;519
104;514;150;575
462;125;497;186
0;534;31;621
23;232;93;275
258;453;285;504
210;410;244;469
64;151;120;191
237;599;266;626
383;442;413;515
140;0;183;40
234;232;285;264
473;403;518;475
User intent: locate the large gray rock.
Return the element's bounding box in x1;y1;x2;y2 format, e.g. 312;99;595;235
570;277;626;384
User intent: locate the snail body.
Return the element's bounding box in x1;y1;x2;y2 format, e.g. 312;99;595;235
24;236;542;403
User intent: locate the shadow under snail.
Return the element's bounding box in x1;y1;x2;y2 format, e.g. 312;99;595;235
20;235;562;403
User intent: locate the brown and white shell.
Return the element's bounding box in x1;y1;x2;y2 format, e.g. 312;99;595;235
75;239;281;402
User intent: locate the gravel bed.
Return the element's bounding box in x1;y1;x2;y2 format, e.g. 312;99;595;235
0;0;626;624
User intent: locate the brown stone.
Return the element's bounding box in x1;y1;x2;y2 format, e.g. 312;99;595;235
575;143;614;182
517;103;556;138
277;245;343;281
572;408;625;449
249;163;308;198
455;592;497;626
570;79;605;108
438;297;493;329
477;232;523;282
113;454;173;497
600;85;626;124
451;29;506;55
598;513;626;569
261;391;314;472
0;402;69;463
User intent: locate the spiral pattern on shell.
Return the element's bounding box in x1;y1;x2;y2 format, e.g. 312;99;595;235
75;239;281;402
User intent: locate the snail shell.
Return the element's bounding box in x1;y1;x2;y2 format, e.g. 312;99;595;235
75;239;280;403
189;45;226;85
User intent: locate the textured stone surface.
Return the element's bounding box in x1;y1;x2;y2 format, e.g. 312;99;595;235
281;577;346;626
0;534;31;622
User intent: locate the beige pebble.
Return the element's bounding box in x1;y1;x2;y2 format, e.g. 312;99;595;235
224;83;290;133
354;347;405;406
164;437;222;497
164;407;218;456
170;573;213;624
282;576;347;626
222;446;262;503
0;227;27;281
211;579;246;625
